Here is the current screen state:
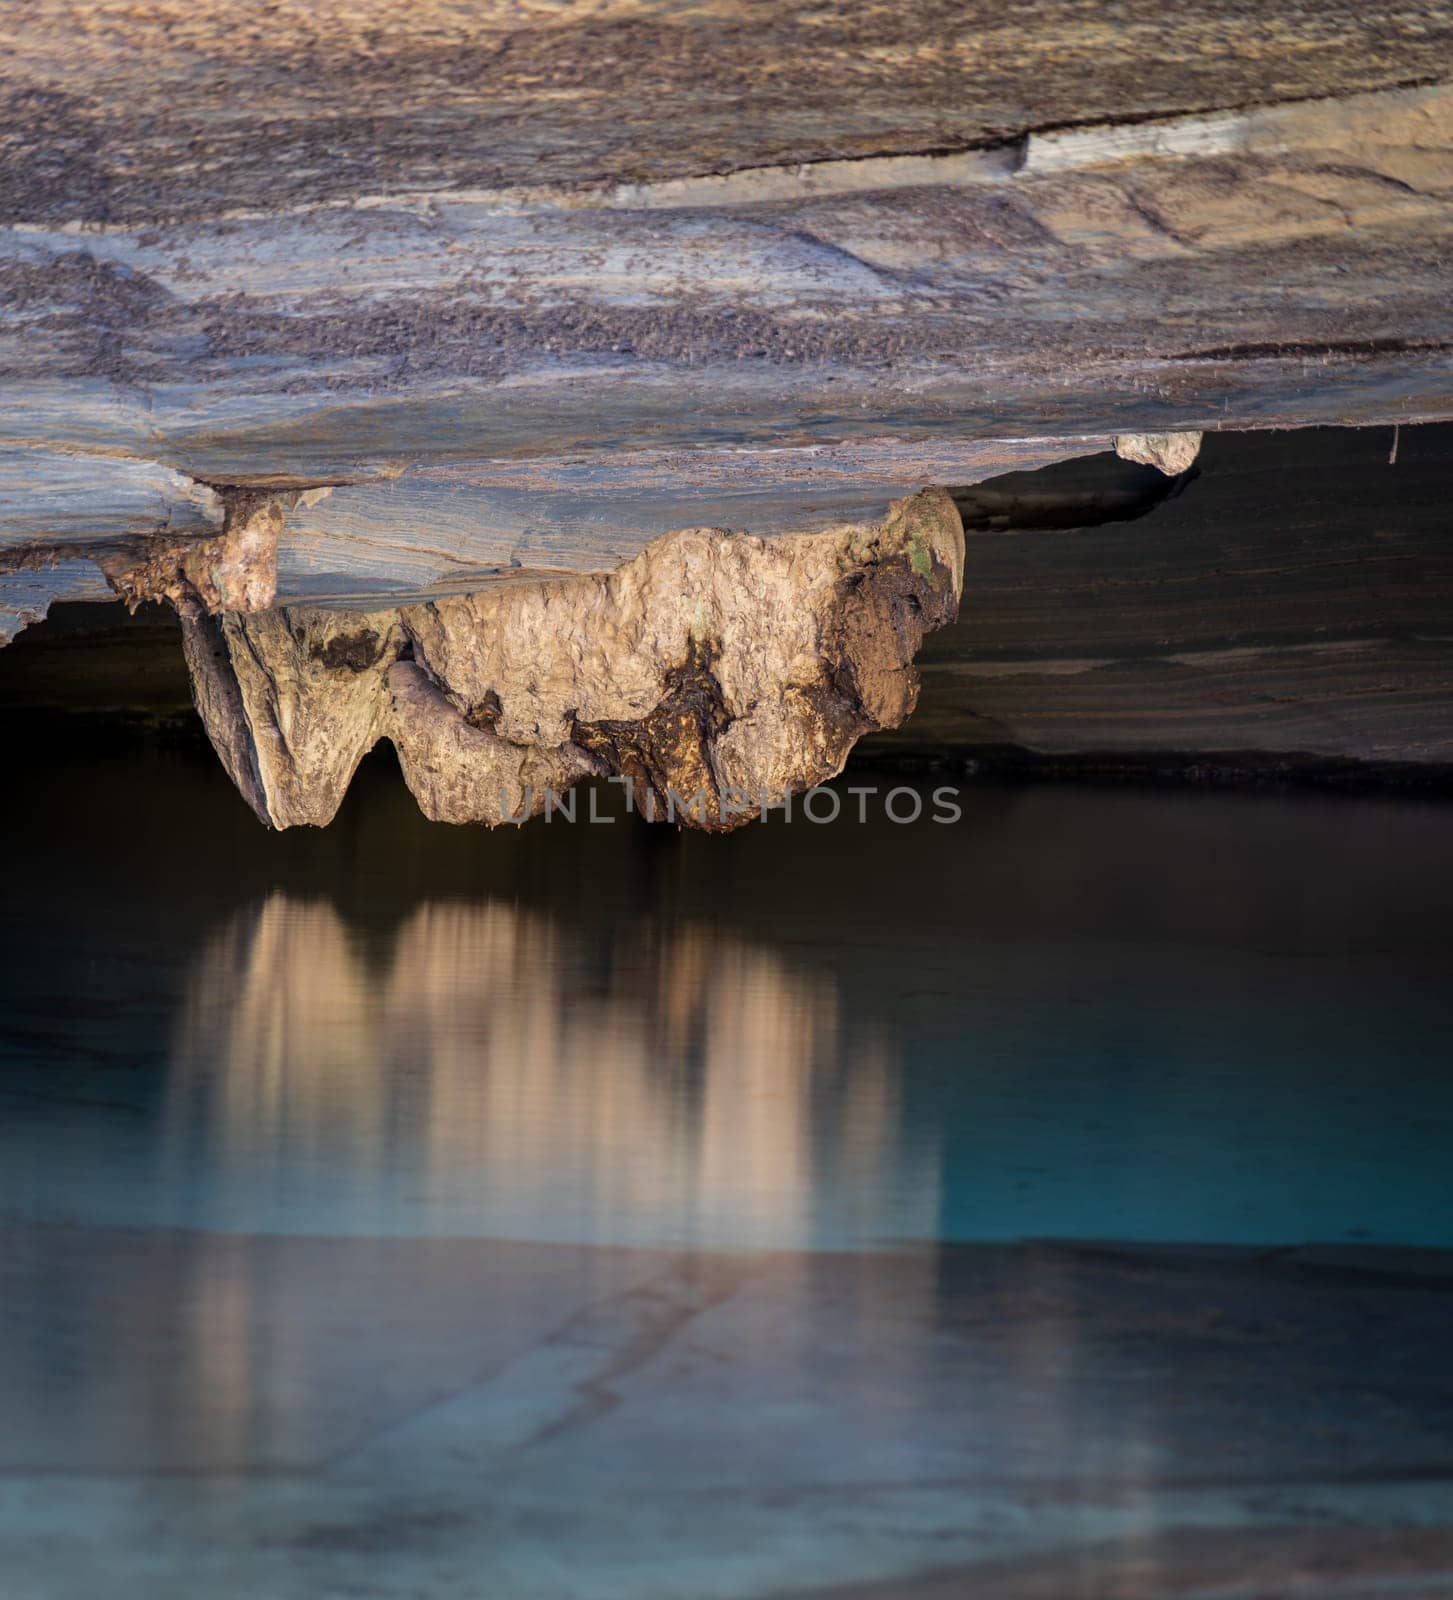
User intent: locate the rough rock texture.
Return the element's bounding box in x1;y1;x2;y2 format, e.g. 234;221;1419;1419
2;5;1450;783
3;26;1452;503
0;474;298;642
180;608;408;829
8;426;1449;786
0;560;109;646
0;439;1099;628
5;0;1451;223
2;9;1451;635
4;75;1450;485
181;490;964;830
1115;432;1203;477
102;494;288;620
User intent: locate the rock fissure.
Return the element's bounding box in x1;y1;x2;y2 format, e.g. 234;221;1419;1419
12;78;1445;231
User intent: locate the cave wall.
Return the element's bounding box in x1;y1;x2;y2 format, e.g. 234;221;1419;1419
864;425;1453;778
2;4;1451;806
5;427;1450;790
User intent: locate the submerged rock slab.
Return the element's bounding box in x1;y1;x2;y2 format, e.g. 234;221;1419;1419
179;490;964;830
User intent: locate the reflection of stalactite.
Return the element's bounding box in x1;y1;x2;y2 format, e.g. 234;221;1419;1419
167;893;936;1247
171;896;393;1181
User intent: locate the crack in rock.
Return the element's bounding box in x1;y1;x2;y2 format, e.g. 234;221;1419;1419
174;488;964;831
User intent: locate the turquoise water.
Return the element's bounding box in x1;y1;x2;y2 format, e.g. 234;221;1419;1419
2;748;1451;1252
3;747;1453;1599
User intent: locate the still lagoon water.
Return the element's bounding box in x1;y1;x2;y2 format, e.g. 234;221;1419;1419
2;744;1452;1596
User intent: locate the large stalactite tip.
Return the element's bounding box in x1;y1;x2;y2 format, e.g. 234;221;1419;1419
178;488;966;831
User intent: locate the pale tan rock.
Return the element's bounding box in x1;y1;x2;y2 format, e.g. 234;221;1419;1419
102;497;287;620
385;661;597;826
1115;432;1204;476
180;489;964;831
181;607;405;828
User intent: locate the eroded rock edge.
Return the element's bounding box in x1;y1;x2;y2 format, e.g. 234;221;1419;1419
177;489;965;831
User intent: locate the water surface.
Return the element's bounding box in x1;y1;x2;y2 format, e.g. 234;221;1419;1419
2;747;1451;1597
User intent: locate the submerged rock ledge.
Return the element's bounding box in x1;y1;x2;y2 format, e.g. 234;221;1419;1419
179;490;963;831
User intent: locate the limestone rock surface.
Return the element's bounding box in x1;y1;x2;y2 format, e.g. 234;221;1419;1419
1115;433;1204;477
181;490;964;830
103;496;287;620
